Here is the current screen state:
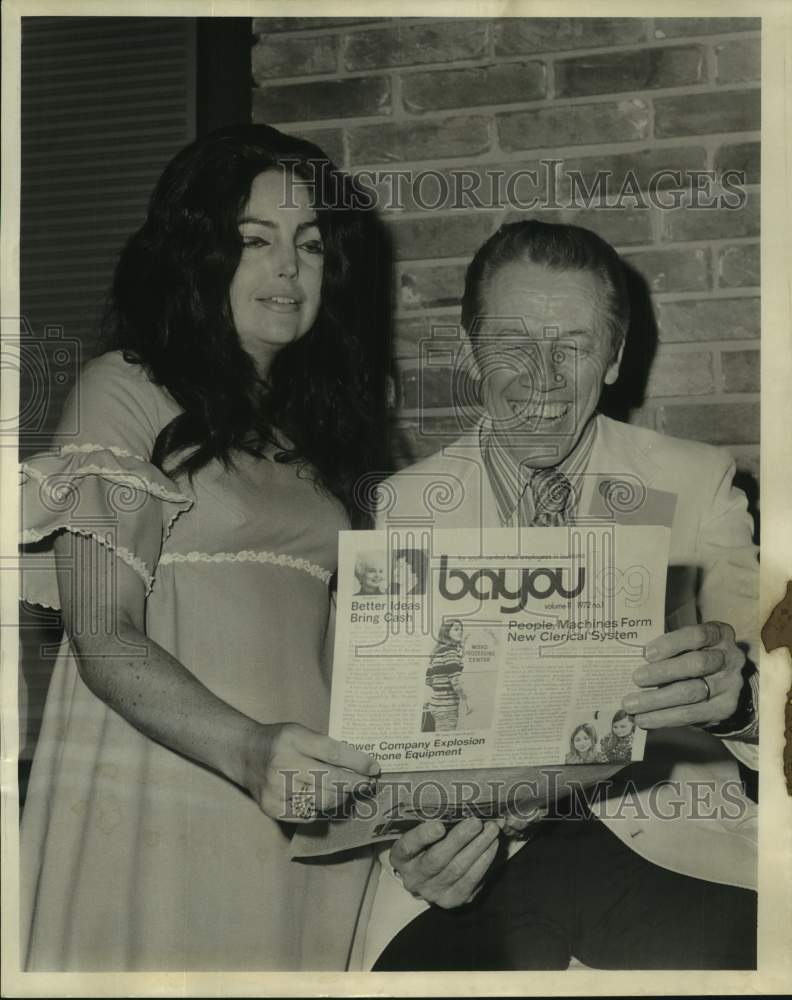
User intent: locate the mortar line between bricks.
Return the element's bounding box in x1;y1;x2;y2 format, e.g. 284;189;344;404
255;31;760;62
649;392;761;406
650;289;760;302
496;33;762;59
253;17;495;37
257;84;760;129
255;36;760;79
365;46;758;79
253;18;761;40
257;54;503;86
485;18;494;60
713;346;727;394
254;109;761;148
391;66;405;120
268;131;760;166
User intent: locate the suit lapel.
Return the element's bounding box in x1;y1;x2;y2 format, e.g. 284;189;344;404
582;417;677;529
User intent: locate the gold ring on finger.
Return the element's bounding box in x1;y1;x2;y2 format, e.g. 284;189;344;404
698;676;713;702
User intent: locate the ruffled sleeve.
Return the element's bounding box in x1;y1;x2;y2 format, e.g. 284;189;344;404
20;353;193;610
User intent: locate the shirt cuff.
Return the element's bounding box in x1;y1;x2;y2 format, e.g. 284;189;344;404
704;669;759;740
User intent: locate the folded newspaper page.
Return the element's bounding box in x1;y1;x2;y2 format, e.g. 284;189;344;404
291;524;670;859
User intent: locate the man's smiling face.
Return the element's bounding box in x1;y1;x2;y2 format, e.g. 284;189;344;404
473;260;623;468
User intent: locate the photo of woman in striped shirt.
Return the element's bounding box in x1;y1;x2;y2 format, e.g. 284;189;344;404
423;618;472;732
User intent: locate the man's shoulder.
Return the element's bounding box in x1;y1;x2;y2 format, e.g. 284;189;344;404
597;416;734;481
378;435;484;518
384;435;483;485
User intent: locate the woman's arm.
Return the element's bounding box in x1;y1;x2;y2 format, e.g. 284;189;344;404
449;673;472;713
56;533;378;820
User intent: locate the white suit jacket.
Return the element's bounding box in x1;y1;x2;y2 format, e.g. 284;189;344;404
356;415;759;969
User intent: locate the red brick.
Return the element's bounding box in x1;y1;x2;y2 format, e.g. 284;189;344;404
386;213;497;261
402;61;546;113
661;192;759;241
494;18;646;55
397;263;467;310
251;35;337;82
656;298;759;343
348;116;491;164
721;349;760;392
654;18;760;39
718;244;759;289
645;348;714;398
505;206;653;247
298;127;345;166
716;38;761;83
654;90;760;138
498;99;650;151
657;401;759;444
344;21;487;70
254;17;383;33
561;146;707;201
622;247;711;294
555;46;705;98
715;142;760;186
253;75;390;123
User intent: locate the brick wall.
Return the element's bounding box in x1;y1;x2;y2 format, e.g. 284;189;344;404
251;16;760;490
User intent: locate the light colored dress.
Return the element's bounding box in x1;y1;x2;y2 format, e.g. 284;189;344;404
19;351;372;971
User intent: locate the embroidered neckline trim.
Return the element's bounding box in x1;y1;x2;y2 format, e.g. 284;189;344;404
59;443;147;462
158;549;332;584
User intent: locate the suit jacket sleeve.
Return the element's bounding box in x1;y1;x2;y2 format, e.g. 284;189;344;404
695;451;759;767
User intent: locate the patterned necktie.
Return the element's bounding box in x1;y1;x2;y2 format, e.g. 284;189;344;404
522;468;574;527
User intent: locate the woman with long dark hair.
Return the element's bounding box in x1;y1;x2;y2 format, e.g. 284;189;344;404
20;124;386;971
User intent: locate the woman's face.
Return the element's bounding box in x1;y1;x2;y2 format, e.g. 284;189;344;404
573;729;593;753
448;621;463;642
612;716;634;738
362;564;386;593
229;169;324;374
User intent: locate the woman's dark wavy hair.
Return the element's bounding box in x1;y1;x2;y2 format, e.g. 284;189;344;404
103;123;388;527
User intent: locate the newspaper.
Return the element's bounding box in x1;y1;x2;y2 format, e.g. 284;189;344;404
332;524;667;769
291;524;669;858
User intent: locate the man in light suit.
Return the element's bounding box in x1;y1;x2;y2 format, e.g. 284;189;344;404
363;220;758;971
